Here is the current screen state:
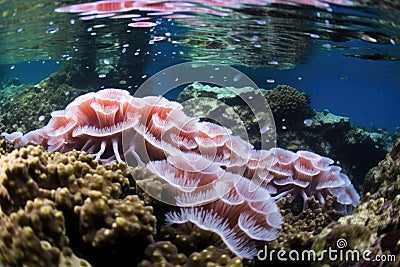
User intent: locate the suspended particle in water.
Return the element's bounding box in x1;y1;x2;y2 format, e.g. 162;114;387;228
233;73;242;82
260;125;269;134
323;43;332;49
310;33;320;39
103;58;110;65
38;115;45;122
98;74;107;78
46;27;59;34
128;22;157;28
70;19;75;24
361;35;377;43
17;28;23;33
390;39;396;45
266;79;275;83
282;126;287;130
93;24;106;29
256;20;266;25
268;61;278;65
10;65;15;70
303;119;313;127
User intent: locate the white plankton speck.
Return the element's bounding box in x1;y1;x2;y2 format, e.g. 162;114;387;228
303;119;313;127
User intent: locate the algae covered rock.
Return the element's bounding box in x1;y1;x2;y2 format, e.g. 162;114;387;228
364;138;400;200
311;193;400;267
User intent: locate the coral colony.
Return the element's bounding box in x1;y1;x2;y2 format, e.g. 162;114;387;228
1;88;360;258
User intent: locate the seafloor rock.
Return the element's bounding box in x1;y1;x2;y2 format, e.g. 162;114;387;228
364;138;400;200
0;198;91;267
311;193;400;267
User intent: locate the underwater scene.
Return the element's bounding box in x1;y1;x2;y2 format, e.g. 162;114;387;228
0;0;400;266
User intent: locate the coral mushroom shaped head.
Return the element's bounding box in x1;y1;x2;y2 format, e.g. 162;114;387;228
2;89;141;162
266;148;360;214
1;88;361;258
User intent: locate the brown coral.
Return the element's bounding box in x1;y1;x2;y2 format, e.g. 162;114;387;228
0;197;90;267
139;241;244;267
0;145;157;266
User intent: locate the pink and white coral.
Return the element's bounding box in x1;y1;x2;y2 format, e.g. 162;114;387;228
1;88;360;259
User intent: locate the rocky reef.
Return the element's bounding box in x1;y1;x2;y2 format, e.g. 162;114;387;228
310;139;400;267
1;83;399;267
177;82;397;188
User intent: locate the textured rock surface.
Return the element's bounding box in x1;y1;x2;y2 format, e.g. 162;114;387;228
364;138;400;200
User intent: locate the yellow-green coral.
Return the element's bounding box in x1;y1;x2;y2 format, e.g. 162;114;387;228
0;145;157;266
76;192;156;247
139;241;245;267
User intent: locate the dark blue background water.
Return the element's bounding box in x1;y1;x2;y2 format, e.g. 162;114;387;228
2;40;399;132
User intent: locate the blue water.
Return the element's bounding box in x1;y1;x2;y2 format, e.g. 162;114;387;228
3;42;399;131
140;39;400;131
